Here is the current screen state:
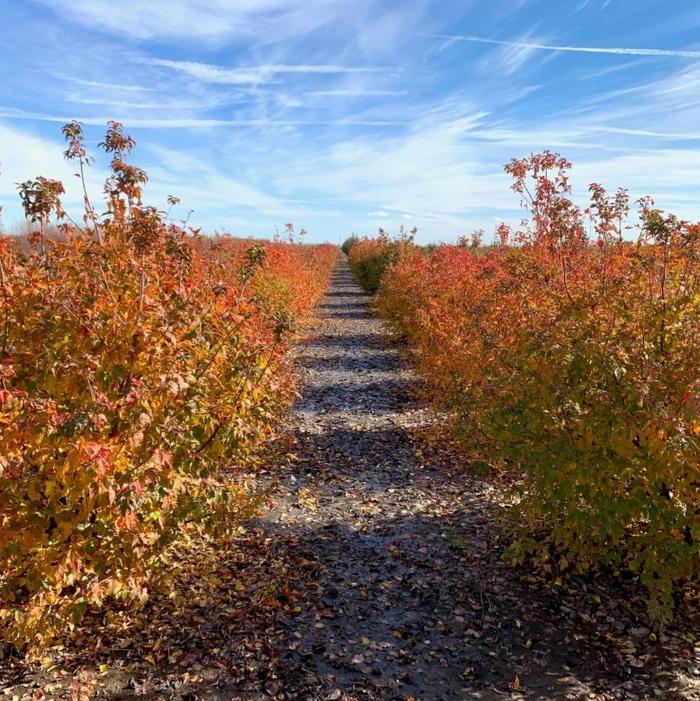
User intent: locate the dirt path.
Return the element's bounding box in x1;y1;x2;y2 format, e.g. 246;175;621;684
257;261;699;700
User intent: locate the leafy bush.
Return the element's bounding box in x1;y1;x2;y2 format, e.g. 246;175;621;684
0;121;337;649
376;152;700;620
341;234;359;255
348;229;414;293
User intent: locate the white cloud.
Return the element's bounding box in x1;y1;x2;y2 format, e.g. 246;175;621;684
33;0;366;43
430;34;700;59
148;59;384;85
63;94;231;111
309;89;406;97
494;34;541;75
143;144;288;215
273;112;516;220
65;78;158;93
0;121;108;226
0;121;341;234
8;4;700;243
0;107;405;129
571;149;700;219
267;90;700;241
589;127;700;141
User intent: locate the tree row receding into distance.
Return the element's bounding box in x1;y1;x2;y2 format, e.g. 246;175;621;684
0;122;337;649
348;151;700;622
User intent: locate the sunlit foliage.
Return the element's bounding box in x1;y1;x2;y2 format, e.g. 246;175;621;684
0;122;337;648
372;152;700;620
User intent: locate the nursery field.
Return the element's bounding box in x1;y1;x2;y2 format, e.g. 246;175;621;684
1;129;699;700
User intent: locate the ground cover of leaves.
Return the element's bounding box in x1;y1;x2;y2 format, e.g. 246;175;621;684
2;261;699;701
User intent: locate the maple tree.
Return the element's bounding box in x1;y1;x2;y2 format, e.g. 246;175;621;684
371;152;700;620
0;121;337;649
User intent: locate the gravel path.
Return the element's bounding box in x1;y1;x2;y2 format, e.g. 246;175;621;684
259;261;700;701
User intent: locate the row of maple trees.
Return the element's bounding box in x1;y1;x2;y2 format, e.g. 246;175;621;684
349;152;700;620
0;122;337;649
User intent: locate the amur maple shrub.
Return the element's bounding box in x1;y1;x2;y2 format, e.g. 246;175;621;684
0;121;337;649
341;234;359;255
374;152;700;621
348;228;415;293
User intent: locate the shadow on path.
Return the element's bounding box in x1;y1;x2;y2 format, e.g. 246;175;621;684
256;259;700;700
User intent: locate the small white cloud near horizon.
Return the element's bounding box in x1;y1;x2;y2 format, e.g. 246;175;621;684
368;210;390;217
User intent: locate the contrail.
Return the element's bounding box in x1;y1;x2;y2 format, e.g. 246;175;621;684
428;34;700;58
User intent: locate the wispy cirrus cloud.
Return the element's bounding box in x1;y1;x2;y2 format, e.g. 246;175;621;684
0;107;405;129
589;126;700;141
308;89;407;97
497;41;540;75
4;0;700;243
0;122;108;215
64;78;158;93
428;34;700;59
147;59;385;85
0;121;342;234
32;0;361;43
63;94;235;111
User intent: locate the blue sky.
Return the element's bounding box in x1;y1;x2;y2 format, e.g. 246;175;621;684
1;0;699;243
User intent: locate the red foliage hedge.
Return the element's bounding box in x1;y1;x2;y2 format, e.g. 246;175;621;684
0;122;337;648
373;153;700;620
